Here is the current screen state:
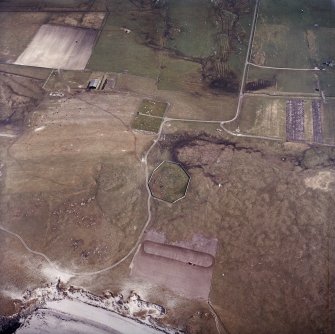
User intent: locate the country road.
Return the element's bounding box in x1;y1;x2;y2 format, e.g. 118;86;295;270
0;0;270;278
247;61;321;71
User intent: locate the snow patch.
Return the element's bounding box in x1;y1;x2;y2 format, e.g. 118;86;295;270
1;288;23;300
34;126;45;132
16;282;182;334
305;170;335;191
41;265;73;283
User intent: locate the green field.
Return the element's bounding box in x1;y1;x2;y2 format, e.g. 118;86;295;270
132;99;167;133
322;100;335;145
246;66;318;94
0;63;50;80
87;28;160;79
138;99;167;117
88;0;253;97
259;0;334;27
158;56;202;92
226;96;286;139
86;1;164;78
252;23;311;68
165;0;218;58
0;12;48;63
132;115;163;133
319;71;335;97
252;0;335;68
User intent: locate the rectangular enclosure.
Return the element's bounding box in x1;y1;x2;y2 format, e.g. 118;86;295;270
286;99;305;141
131;235;217;300
312;100;323;143
15;24;97;70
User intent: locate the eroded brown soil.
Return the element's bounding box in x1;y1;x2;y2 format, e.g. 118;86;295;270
0;91;153;273
0;74;45;124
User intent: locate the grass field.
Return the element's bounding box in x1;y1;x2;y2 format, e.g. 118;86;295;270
131;116;162;133
259;0;334;27
0;12;48;64
87;2;163;78
102;2;164;47
246;66;318;94
0;63;50;80
138;99;167;117
165;0;218;58
230;96;331;144
158;56;202;92
87;0;253;99
252;23;311;68
320;71;335;97
227;96;286;139
252;0;335;68
249;0;335;142
314;27;335;61
87;28;160;78
132;99;167;133
322;100;335;145
303;99;314;142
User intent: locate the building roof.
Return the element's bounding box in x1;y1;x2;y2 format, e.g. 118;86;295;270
87;79;101;89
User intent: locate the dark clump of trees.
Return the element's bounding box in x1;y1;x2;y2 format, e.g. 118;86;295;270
210;77;239;92
201;0;252;93
131;0;163;9
0;316;21;334
245;78;276;91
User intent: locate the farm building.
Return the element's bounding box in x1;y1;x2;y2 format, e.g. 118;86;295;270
87;79;101;89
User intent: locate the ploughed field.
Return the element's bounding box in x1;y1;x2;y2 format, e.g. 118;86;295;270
15;24;97;70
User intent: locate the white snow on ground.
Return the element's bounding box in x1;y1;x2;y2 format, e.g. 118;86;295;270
41;265;74;283
0;133;17;137
34;126;45;132
16;283;182;334
1;288;23;300
16;308;115;334
17;300;162;334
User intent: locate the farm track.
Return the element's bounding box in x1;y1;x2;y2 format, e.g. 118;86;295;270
0;69;46;81
0;0;278;277
248;62;321;71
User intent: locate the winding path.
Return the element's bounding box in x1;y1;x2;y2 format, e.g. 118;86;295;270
0;1;261;278
0;2;259;332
